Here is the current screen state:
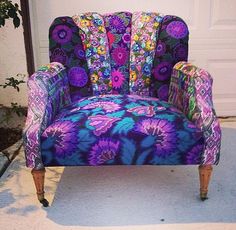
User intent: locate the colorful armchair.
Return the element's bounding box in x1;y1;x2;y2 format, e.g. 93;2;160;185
23;12;221;207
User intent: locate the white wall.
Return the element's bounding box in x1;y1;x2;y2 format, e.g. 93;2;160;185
0;0;28;107
29;1;236;115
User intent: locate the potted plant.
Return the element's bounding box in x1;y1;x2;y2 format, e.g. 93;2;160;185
0;0;26;175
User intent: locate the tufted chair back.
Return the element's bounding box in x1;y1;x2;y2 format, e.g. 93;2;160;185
49;12;189;102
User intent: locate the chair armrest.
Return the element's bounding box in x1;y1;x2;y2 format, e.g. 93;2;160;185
23;62;71;169
168;61;221;165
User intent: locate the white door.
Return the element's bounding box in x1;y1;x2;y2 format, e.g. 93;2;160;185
29;0;236;116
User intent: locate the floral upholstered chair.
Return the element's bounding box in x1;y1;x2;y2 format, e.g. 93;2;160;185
23;12;221;207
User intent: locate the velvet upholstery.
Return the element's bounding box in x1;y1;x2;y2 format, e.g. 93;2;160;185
23;12;221;169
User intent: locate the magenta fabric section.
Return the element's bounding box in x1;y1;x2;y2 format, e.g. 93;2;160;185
103;12;132;94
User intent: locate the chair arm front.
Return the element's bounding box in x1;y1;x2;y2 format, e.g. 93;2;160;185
23;62;71;169
168;61;221;165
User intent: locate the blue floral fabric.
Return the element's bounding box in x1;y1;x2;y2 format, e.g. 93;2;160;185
41;95;204;166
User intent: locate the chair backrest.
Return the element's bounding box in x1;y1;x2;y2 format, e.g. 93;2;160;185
49;12;189;102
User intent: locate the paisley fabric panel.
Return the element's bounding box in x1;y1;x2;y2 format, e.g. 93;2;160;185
129;12;163;96
103;12;132;94
23;63;71;169
150;15;189;101
49;17;92;101
72;13;112;96
41;94;204;166
169;61;221;165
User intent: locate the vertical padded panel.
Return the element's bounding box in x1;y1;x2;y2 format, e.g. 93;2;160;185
49;17;92;101
73;13;112;96
151;15;189;101
103;12;132;94
129;12;163;96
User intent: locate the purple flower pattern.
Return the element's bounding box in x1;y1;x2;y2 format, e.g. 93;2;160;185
89;138;120;165
42;121;78;158
68;67;88;87
135;118;178;157
88;115;121;136
38;94;205;166
52;25;72;44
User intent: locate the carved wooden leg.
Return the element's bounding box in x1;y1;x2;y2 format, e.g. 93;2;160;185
198;165;213;201
31;168;49;207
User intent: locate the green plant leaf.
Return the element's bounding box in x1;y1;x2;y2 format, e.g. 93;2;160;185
13;16;20;28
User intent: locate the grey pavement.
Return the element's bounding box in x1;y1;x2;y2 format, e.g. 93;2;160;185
0;122;236;230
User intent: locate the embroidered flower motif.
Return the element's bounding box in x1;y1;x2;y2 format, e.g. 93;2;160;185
111;46;128;65
89;138;120;165
91;74;99;83
153;62;172;81
68;67;88;87
145;40;155;51
173;44;188;62
112;69;125;89
98;84;108;94
130;71;137;82
52;25;72;44
88;115;121;136
166;21;188;39
141;15;151;22
93;18;103;26
122;33;131;43
97;46;106;55
142;63;151;76
108;15;125;32
135;118;178;157
51;48;67;65
74;44;86;60
155;41;166;57
80;19;91;27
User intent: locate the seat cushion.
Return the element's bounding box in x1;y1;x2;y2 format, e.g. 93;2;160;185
41;95;204;166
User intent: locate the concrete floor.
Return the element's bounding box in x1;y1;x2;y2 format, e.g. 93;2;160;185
0;122;236;230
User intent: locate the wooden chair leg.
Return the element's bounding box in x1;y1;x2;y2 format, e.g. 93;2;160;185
198;165;213;201
31;168;49;207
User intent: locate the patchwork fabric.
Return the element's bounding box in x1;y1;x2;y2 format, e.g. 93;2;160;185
150;15;189;101
41;95;204;166
103;12;132;94
23;12;221;169
169;62;221;164
49;17;92;101
129;12;163;96
23;63;71;169
72;13;112;95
